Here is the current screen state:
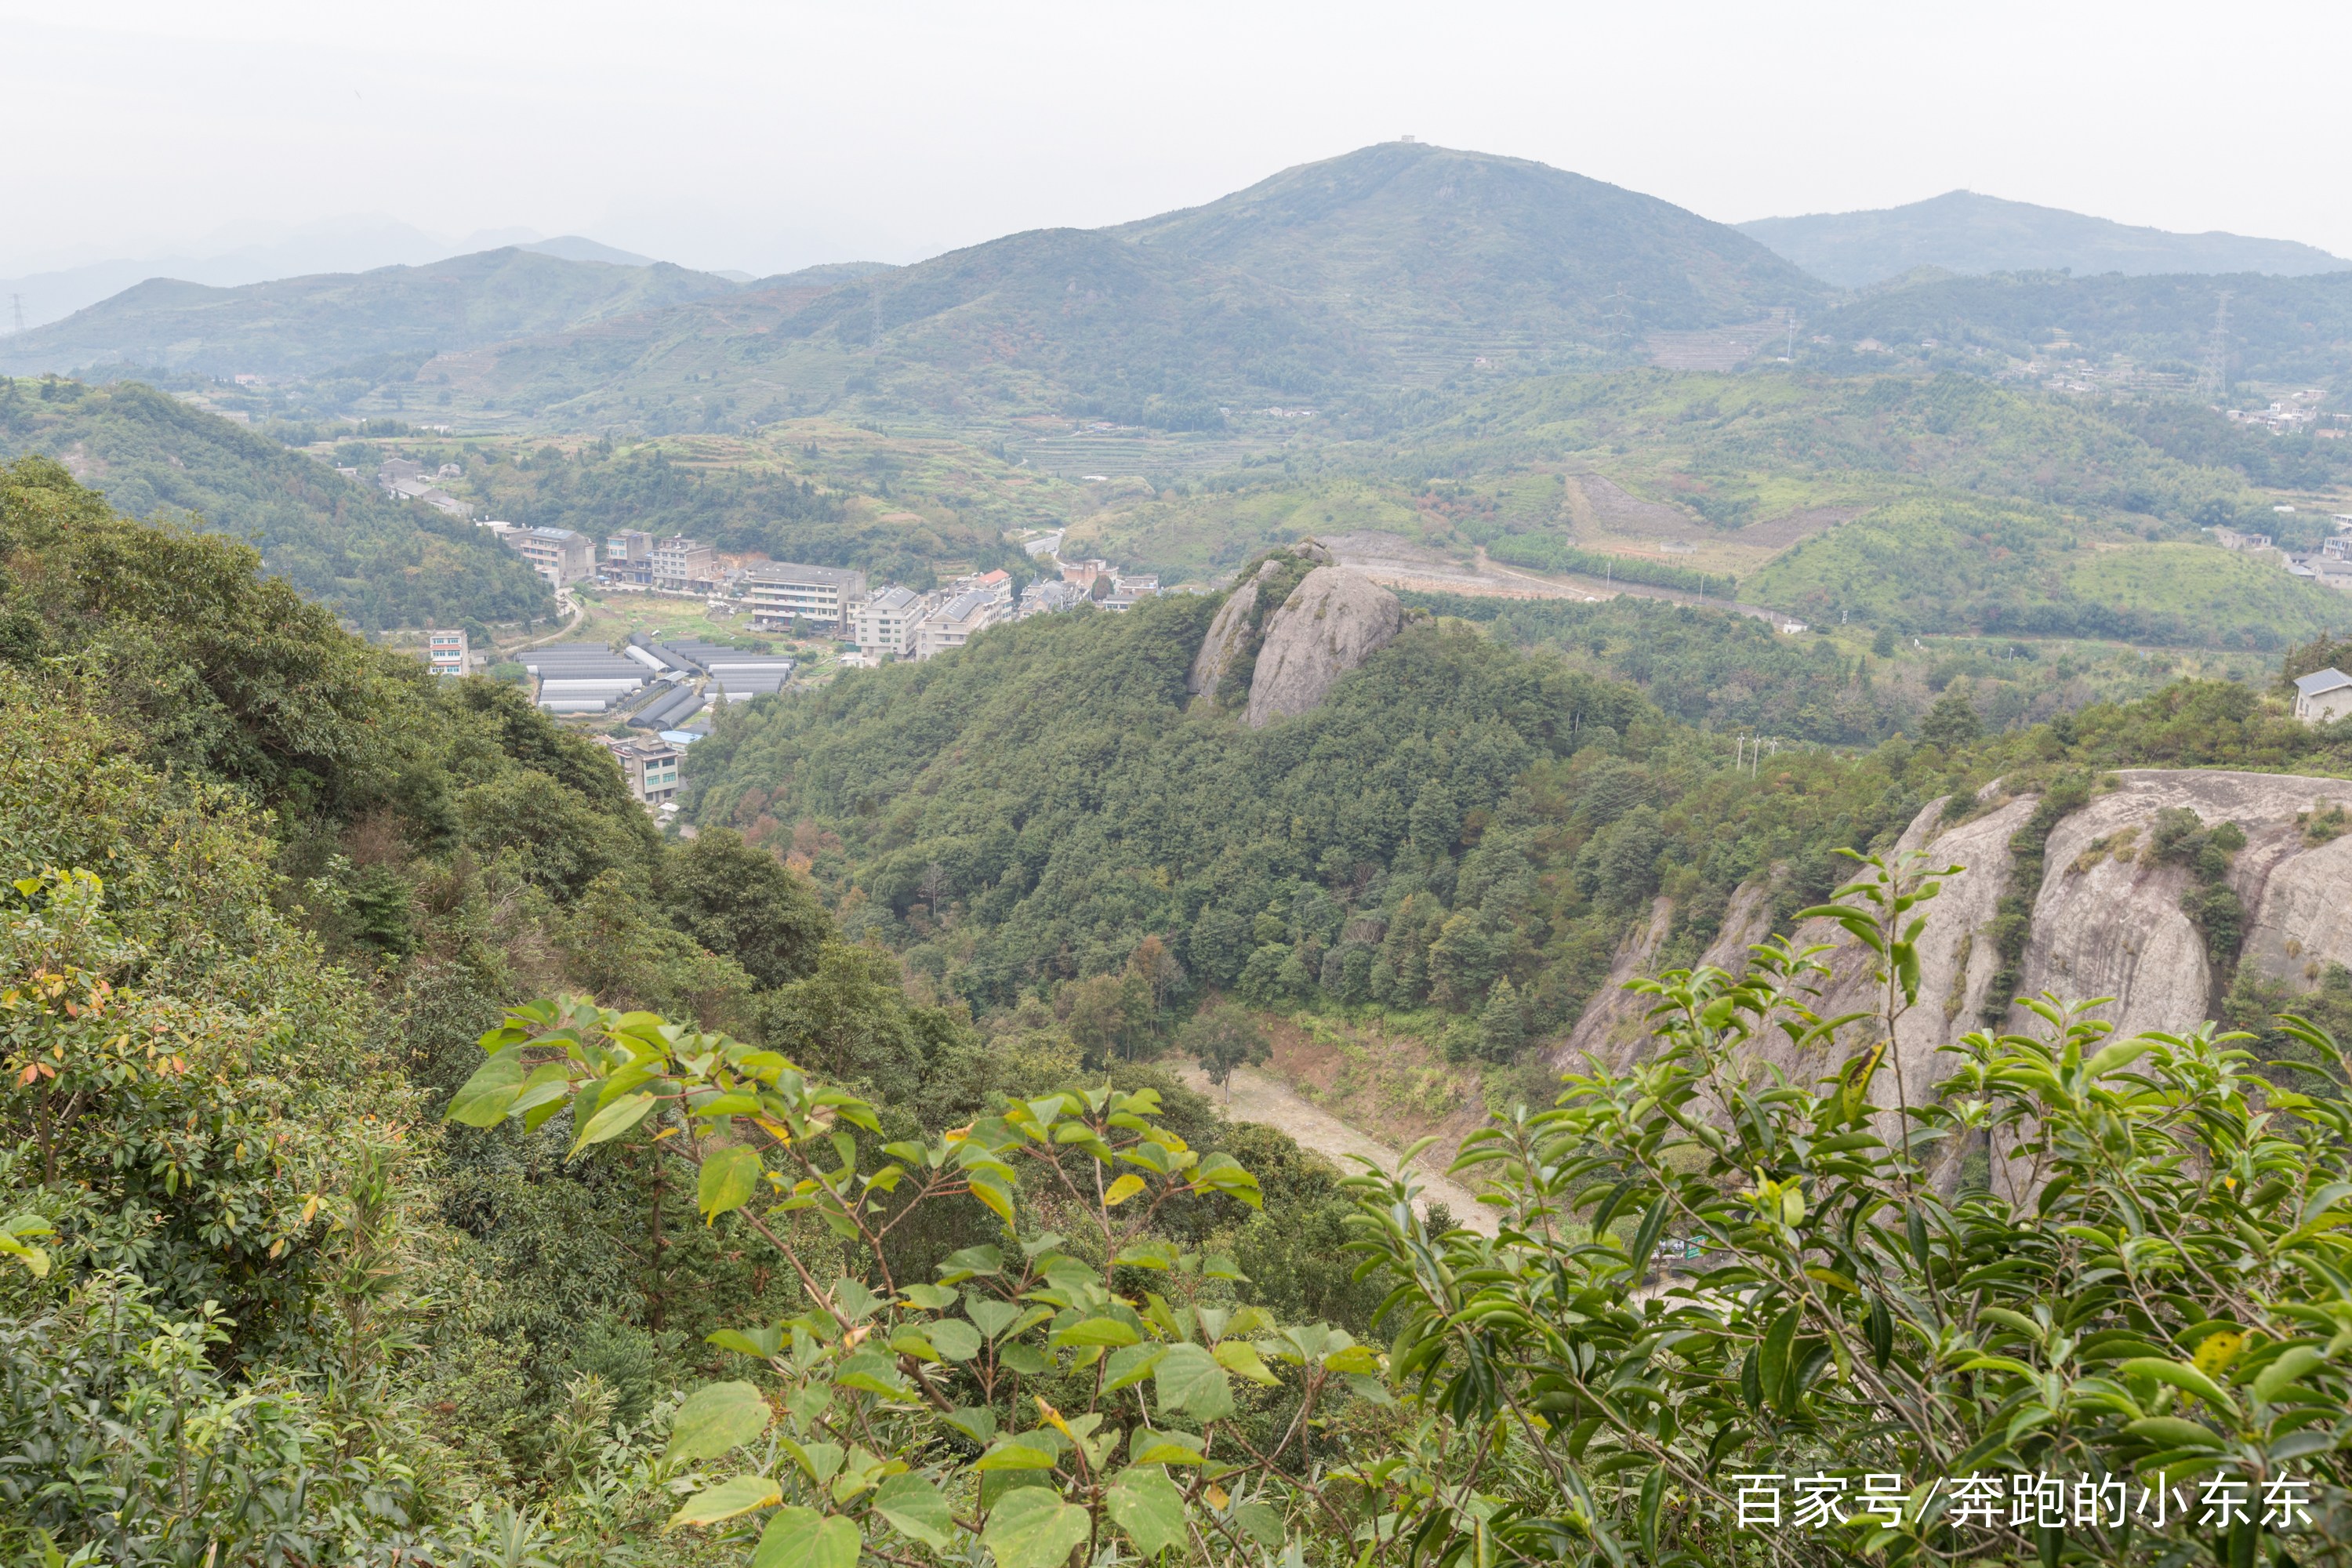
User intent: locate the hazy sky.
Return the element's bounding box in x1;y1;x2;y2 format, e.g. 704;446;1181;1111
7;0;2349;276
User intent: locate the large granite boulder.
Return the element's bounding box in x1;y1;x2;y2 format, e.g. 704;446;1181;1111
1187;560;1273;699
1243;566;1404;728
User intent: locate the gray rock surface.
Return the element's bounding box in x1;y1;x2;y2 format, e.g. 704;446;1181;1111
1186;562;1269;699
1243;566;1404;728
2020;769;2352;1034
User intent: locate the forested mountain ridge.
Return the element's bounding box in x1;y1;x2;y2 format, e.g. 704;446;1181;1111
0;245;743;379
1802;267;2352;394
27;145;1826;434
1741;189;2351;287
0;376;550;630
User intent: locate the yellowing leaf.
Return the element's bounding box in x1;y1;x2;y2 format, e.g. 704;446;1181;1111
1103;1174;1148;1206
668;1474;782;1529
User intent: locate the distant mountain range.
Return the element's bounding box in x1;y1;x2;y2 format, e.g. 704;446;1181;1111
0;219;672;331
1740;191;2351;287
3;144;1822;423
0;248;743;380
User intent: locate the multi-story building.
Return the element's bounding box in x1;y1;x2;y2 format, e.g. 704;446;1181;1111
1060;558;1112;590
654;536;717;593
510;526;596;588
743;563;869;630
1018;579;1087;618
423;629;470;677
914;590;1004;660
604;530;655;586
852;586;925;659
596;735;684;808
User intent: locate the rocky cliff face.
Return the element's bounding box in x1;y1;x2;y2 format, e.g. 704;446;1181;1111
1186;563;1269;700
1552;768;2352;1165
2023;769;2352;1035
1243;566;1405;728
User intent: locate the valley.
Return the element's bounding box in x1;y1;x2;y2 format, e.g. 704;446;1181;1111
7;121;2352;1568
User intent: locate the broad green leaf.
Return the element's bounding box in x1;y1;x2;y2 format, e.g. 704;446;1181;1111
873;1472;954;1550
998;1343;1050;1377
1213;1340;1278;1385
967;1297;1021;1340
709;1325;785;1360
667;1381;772;1461
1054;1316;1140;1348
929;1318;983;1362
1153;1342;1235;1422
447;1052;524;1126
975;1435;1059;1471
668;1474;781;1528
1232;1501;1284;1546
699;1145;764;1222
1102;1342;1167;1394
570;1091;656;1155
753;1506;860;1568
1105;1465;1189;1556
983;1486;1090;1568
833;1350;912;1398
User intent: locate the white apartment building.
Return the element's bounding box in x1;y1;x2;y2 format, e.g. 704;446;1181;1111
915;590;1004;660
853;586;925;659
743;563;869;630
423;629;469;677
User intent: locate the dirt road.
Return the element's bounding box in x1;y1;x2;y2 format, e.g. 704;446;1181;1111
1177;1064;1498;1236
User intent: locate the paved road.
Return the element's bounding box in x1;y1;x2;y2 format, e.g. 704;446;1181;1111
1178;1064;1498;1236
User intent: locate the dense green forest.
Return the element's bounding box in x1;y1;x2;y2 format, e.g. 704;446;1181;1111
5;466;2351;1565
0;377;551;630
679;576;2352;1060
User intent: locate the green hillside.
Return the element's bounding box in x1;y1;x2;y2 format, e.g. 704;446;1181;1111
1739;190;2350;286
1801;268;2352;393
0;247;742;381
0;378;550;630
244;144;1830;434
1744;495;2350;647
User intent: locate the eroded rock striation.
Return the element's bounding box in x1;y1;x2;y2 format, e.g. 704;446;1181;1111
1187;561;1272;700
1242;566;1404;728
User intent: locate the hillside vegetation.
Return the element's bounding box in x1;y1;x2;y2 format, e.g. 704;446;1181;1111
1804;268;2352;394
0;378;550;630
5;470;2352;1565
1740;189;2351;286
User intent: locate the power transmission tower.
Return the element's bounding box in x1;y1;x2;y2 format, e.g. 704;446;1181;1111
869;275;884;356
8;294;21;335
1602;285;1634;358
2200;291;2233;403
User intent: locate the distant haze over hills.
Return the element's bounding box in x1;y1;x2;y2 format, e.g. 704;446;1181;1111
3;144;1819;417
0;223;667;332
1740;191;2351;288
0;249;742;379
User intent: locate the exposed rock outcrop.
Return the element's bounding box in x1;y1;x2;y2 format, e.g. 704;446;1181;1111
2019;769;2352;1034
1243;566;1404;728
1187;562;1270;699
